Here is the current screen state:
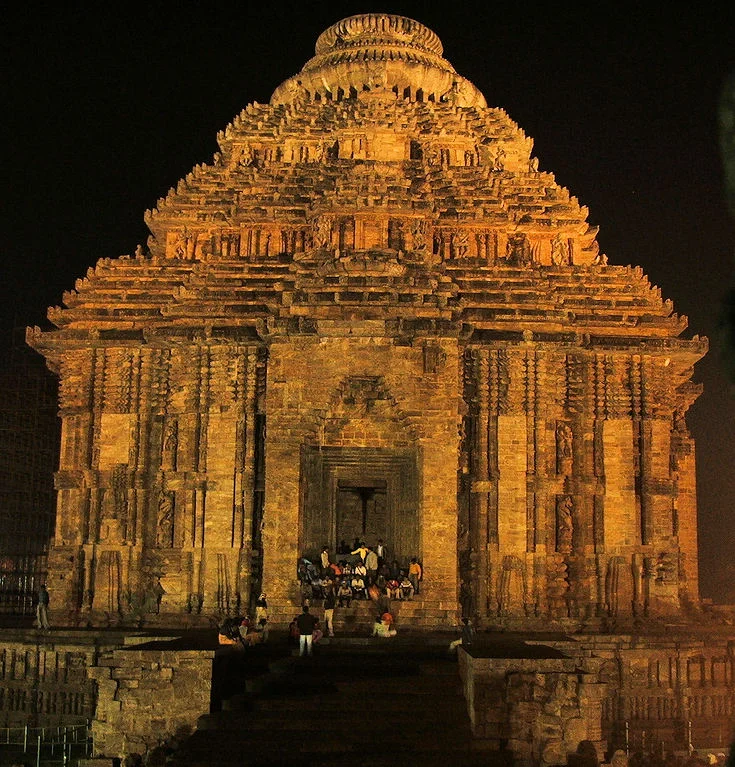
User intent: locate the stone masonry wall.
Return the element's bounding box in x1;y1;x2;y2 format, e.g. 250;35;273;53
458;650;608;766
88;648;214;759
261;333;461;623
458;632;735;766
0;640;97;727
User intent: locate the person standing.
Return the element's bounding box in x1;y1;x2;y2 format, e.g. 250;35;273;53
448;617;475;653
320;546;330;574
365;547;379;585
36;584;50;630
408;558;422;595
351;541;369;563
376;539;387;567
296;606;319;656
255;592;268;624
459;579;473;619
323;582;336;637
153;577;165;614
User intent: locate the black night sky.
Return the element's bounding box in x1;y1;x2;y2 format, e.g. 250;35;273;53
3;3;734;599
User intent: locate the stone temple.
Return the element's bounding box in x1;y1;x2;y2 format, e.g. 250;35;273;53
28;13;707;629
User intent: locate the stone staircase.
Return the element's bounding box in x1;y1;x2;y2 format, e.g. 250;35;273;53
170;639;512;767
270;596;458;633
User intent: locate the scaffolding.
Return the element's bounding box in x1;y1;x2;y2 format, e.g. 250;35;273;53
0;330;59;615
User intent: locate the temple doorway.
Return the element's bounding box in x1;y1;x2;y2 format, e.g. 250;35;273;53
300;446;419;565
335;479;387;551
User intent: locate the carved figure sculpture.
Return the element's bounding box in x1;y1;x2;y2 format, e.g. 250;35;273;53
551;234;569;266
493;146;506;171
239;144;253;166
162;420;178;470
453;230;470;258
312;215;332;249
506;232;532;266
556;421;573;472
410;219;427;252
156;490;174;548
556;495;573;554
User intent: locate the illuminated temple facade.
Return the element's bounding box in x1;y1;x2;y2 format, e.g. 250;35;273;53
29;14;706;628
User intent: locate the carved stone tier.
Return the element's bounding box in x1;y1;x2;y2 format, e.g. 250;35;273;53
272;13;486;108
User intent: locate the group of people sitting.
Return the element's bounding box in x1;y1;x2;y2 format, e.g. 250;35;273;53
297;540;423;607
217;591;269;648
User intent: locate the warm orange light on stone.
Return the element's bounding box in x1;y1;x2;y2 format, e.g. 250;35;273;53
27;13;706;631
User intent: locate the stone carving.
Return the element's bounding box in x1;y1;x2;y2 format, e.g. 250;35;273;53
281;78;308;104
171;229;195;259
156;490;174;548
162;419;178;470
426;144;440;166
216;553;231;612
498;555;527;617
551;234;569;266
187;592;203;614
547;558;570;618
96;550;122;616
388;218;405;251
410;219;427;252
492;146;506;170
452;230;470;258
111;464;128;519
655;551;676;583
423;344;445;373
555;421;573;473
238;144;253;166
556;495;573;554
441;80;462;105
506;232;532;266
312;215;333;249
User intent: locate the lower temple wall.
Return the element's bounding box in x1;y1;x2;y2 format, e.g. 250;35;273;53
558;634;735;753
88;648;214;759
4;629;734;763
458;651;608;766
458;632;735;766
0;640;99;727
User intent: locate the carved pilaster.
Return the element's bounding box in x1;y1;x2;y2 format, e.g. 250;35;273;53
475;349;490;619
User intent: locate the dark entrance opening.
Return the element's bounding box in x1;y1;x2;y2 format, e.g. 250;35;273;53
300;446;419;566
336;479;387;549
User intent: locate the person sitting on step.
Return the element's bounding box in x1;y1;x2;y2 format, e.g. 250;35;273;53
337;578;353;607
386;578;401;600
353;559;367;581
372;611;397;638
351;573;367;599
399;572;414;600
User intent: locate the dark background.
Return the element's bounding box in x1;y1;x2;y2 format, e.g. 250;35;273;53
3;3;734;599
